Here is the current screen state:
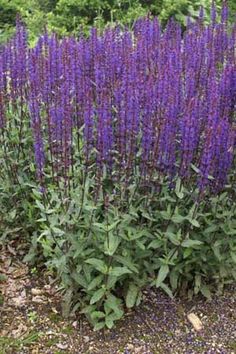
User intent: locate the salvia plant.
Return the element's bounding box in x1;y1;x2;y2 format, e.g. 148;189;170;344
0;3;235;330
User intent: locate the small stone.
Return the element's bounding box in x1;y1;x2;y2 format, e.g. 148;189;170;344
72;320;78;328
31;288;44;296
56;343;68;350
187;313;203;332
127;343;134;351
44;284;51;290
45;330;57;335
31;349;39;354
32;296;45;303
83;336;90;343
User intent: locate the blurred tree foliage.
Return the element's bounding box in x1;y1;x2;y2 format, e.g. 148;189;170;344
0;0;48;42
0;0;235;42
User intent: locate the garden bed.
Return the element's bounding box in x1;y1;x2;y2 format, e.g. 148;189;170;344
1;243;235;354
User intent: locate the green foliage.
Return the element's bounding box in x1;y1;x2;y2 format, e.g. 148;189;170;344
46;0;235;35
0;0;56;43
0;0;18;42
0;332;39;354
19;168;236;330
0;0;235;43
0;106;37;244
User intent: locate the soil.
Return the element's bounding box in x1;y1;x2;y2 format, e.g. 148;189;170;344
0;242;235;354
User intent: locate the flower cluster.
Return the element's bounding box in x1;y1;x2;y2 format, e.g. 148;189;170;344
0;4;235;194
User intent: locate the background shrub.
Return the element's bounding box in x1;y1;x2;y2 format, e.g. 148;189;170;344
0;0;236;43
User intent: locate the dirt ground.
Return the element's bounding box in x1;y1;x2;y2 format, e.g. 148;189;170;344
0;242;235;354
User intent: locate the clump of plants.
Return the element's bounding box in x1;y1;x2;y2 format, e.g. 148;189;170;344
0;3;235;330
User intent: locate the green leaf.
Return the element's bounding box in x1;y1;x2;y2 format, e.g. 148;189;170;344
148;239;163;249
169;271;178;290
35;199;45;211
104;233;120;256
109;267;132;277
127;229;150;241
107;220;121;232
32;188;43;199
200;285;212;299
156;265;169;288
125;283;139;308
94;219;120;233
188;219;200;228
183;248;192;258
194;274;201;294
90;288;106;305
175;178;184;199
182;239;203;248
166;232;181;246
9;209;16;220
94;321;105;331
72;273;87;288
113;256;139;273
80;304;96;314
160;283;173;298
85;258;108;274
191;163;200;174
204;225;218;234
136;291;142;306
172;214;185;223
90;311;105;320
106;275;117;289
230;251;236;263
105;294;119;311
207;175;215;181
105;316;114;329
141;211;156;221
52;226;65;236
218;192;228;201
136;240;145;250
87;275;104;291
83;264;92;283
105;294;123;317
62;289;73;318
160;210;171;220
93;222;107;232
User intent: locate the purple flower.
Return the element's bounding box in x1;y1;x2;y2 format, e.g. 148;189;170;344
0;3;235;197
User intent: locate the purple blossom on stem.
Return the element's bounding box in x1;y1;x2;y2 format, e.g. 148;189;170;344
0;2;235;197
